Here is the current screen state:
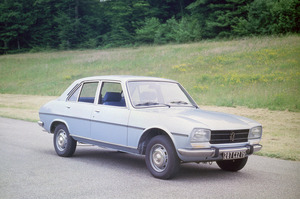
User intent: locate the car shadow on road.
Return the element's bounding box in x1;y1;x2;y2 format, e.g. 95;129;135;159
72;146;147;169
55;145;251;181
176;163;251;181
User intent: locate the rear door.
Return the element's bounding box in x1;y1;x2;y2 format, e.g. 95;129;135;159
65;81;99;137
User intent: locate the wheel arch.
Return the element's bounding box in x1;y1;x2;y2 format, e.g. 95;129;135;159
50;119;69;134
138;127;176;155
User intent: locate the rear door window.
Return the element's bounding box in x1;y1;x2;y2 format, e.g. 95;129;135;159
77;82;98;103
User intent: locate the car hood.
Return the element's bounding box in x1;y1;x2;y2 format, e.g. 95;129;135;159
146;107;260;130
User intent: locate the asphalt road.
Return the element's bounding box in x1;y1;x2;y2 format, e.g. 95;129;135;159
0;117;299;199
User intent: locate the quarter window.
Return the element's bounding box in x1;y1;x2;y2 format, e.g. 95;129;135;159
68;85;81;102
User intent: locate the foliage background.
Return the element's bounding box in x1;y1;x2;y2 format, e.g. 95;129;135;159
0;0;299;53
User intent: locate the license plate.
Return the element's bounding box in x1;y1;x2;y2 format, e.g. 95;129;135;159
223;151;246;160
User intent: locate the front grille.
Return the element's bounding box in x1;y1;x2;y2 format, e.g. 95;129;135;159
210;129;249;144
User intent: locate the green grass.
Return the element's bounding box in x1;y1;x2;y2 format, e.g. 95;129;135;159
1;35;299;111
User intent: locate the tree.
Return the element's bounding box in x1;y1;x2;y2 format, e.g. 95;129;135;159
29;0;60;49
101;0;151;47
147;0;195;20
0;0;299;53
187;0;253;38
233;0;300;36
270;0;300;34
0;0;35;52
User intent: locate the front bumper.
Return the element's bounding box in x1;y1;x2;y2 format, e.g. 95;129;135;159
178;144;262;162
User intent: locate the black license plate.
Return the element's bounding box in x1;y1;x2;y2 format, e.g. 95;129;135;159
223;151;246;160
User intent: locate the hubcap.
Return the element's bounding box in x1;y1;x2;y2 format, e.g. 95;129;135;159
56;130;67;151
150;144;168;172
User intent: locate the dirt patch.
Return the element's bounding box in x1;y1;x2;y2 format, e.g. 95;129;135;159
0;94;56;121
0;94;299;160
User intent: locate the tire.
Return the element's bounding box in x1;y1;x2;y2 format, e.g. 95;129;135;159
216;157;248;172
53;124;77;157
145;135;180;179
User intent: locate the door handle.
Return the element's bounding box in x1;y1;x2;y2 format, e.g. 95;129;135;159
95;110;100;113
66;105;71;109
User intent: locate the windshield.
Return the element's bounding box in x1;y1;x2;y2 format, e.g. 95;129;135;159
127;81;196;108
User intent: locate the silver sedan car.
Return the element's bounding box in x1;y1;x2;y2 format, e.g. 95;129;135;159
38;76;262;179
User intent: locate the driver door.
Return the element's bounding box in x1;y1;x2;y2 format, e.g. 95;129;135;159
90;81;129;146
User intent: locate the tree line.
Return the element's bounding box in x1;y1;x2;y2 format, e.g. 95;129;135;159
0;0;299;54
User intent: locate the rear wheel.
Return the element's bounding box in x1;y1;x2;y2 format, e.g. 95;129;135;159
145;135;180;179
216;157;248;171
53;124;77;157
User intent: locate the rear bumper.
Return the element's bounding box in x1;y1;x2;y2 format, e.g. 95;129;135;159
178;144;262;161
37;121;44;127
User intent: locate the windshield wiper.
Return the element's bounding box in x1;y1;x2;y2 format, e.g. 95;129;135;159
169;101;189;105
136;102;170;108
169;101;198;108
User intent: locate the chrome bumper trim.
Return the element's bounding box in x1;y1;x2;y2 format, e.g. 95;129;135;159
253;144;262;153
219;146;248;153
178;144;262;158
37;121;44;127
178;148;215;157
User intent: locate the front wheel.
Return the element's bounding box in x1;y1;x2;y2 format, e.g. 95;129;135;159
145;135;180;179
53;124;77;157
216;157;248;171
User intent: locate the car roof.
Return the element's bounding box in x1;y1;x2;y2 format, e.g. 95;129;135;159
75;75;177;83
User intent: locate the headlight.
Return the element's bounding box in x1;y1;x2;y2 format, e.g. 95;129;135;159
248;126;262;139
190;128;211;143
